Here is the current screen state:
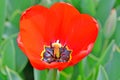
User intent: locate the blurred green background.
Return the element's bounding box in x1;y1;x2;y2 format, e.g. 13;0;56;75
0;0;120;80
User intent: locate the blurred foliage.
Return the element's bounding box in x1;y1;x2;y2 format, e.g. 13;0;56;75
0;0;120;80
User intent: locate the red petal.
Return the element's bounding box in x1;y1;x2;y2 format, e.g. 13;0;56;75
66;14;98;66
20;5;48;56
67;14;98;54
17;34;47;70
19;5;66;70
20;5;49;70
20;18;44;58
69;43;94;66
30;59;70;70
49;2;80;43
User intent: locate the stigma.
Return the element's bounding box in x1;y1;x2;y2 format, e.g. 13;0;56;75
52;40;61;58
41;40;72;63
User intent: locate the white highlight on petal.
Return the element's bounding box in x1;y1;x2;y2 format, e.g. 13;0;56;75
80;43;94;54
17;34;24;46
59;2;73;6
92;17;99;30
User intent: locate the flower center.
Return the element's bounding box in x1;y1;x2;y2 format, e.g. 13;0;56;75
41;40;72;63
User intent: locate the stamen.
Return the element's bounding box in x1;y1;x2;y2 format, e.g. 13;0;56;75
41;40;72;63
52;40;61;48
52;40;61;58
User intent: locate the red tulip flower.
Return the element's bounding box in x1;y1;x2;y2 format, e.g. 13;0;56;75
17;2;98;71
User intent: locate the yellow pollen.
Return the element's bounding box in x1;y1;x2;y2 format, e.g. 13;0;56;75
52;40;61;58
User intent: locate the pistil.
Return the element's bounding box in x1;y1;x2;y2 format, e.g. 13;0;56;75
52;40;61;58
41;40;72;63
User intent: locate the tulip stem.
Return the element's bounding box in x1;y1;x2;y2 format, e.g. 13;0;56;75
57;70;60;80
53;69;57;80
53;69;60;80
46;69;60;80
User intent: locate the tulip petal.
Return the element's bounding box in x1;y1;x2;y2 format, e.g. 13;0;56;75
17;34;47;70
66;14;98;55
69;43;94;66
49;2;80;44
20;5;48;58
19;5;50;69
19;5;65;70
65;14;98;66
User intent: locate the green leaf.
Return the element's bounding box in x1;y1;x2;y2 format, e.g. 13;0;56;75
82;55;99;79
0;0;6;42
97;65;109;80
78;61;85;80
105;51;120;80
114;0;120;7
46;69;58;80
5;67;22;80
60;67;73;80
114;19;120;46
3;21;18;39
39;0;60;7
96;0;116;26
13;37;28;73
10;10;21;28
0;52;2;68
1;34;28;72
80;0;96;16
0;72;7;80
77;75;82;80
97;40;115;66
2;39;16;70
6;0;34;26
116;5;120;17
87;68;97;80
66;0;81;11
34;68;47;80
71;64;79;80
92;30;103;56
6;0;35;28
103;9;117;39
7;0;33;13
60;71;68;80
